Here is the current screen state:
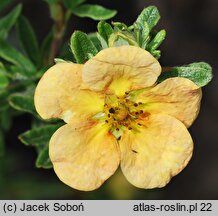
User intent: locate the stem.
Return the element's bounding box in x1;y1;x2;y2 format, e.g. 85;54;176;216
48;2;68;64
162;66;173;73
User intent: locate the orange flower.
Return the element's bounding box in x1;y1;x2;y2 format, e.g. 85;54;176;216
34;46;201;191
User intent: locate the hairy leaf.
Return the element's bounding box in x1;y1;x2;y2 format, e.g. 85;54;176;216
0;71;9;89
40;31;53;65
88;33;102;51
16;16;41;67
135;6;160;31
71;31;98;63
19;123;62;147
158;62;213;87
0;4;22;39
0;40;36;75
8;94;36;114
97;21;113;43
147;29;166;51
96;33;108;49
63;0;86;9
72;4;117;20
36;145;52;169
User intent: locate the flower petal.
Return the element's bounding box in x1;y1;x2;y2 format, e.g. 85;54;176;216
34;63;104;123
49;123;120;191
120;114;193;189
83;46;161;96
135;77;202;127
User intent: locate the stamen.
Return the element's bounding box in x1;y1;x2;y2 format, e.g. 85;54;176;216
105;120;108;123
109;108;115;113
132;149;138;153
108;114;111;118
138;102;142;105
128;127;132;130
134;103;138;107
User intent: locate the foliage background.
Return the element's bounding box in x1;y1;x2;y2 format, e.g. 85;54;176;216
0;0;218;199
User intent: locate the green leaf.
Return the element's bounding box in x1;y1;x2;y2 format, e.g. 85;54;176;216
147;29;166;51
72;4;117;20
19;123;63;169
97;21;113;43
0;4;22;39
150;50;161;59
88;33;103;51
135;21;150;48
0;0;14;12
54;58;69;64
63;0;86;9
71;31;98;63
40;31;53;65
44;0;59;4
0;130;5;158
0;69;9;89
16;16;41;67
0;40;36;74
0;89;9;103
19;123;63;147
135;6;160;31
108;32;138;47
112;22;128;31
36;145;52;169
8;94;36;114
0;106;12;131
158;62;213;87
96;33;108;49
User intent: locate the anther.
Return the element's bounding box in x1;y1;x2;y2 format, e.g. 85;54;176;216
108;114;111;118
135;112;139;115
138;102;142;105
128;127;132;130
116;128;119;131
125;92;128;95
105;120;108;123
134;103;138;107
140;110;143;114
132;149;138;153
109;108;115;113
138;123;142;126
118;136;121;141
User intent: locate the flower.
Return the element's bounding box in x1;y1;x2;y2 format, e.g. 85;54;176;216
34;46;202;191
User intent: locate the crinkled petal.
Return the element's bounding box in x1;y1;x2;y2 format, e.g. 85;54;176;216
135;77;202;127
120;114;193;189
83;46;161;96
34;63;104;123
49;122;120;191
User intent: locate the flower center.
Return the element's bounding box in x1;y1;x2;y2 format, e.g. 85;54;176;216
98;93;147;139
92;93;150;140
